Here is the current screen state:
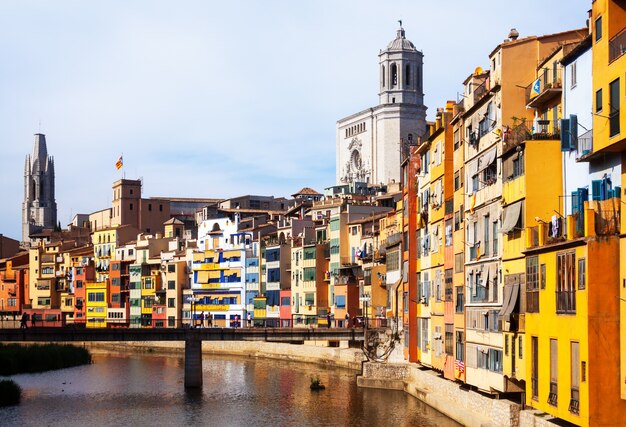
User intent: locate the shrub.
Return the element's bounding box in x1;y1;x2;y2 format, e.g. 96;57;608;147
0;380;21;406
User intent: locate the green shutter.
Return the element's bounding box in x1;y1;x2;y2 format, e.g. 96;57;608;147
560;118;571;151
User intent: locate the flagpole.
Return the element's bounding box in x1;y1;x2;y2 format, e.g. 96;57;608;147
122;152;125;179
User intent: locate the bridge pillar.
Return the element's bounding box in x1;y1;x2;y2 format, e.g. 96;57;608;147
184;336;203;388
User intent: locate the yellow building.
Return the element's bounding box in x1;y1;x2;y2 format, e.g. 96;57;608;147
85;281;107;328
524;203;625;425
588;0;626;406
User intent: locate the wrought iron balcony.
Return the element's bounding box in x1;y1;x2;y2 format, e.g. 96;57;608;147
609;26;626;63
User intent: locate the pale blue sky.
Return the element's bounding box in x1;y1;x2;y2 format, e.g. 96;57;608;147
0;0;589;240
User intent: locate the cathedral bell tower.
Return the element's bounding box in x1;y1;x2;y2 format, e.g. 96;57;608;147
378;22;425;106
22;133;57;245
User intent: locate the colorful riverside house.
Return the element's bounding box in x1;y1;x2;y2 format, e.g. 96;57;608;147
27;240;75;325
160;239;191;328
499;38;581;397
92;225;138;284
129;234;168;327
263;238;290;327
85;280;107;328
73;255;94;326
109;243;136;327
195;216;251;328
61;245;93;325
461;27;586;396
0;252;29;321
451;101;467;382
588;0;626;411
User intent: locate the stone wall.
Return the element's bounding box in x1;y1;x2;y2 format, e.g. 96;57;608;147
358;361;521;427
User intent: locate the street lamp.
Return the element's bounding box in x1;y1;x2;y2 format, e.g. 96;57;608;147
359;293;371;329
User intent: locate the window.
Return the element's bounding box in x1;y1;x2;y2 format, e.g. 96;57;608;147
168;280;175;290
472;175;479;192
549;339;558;406
168;264;175;273
556;251;576;313
532;336;539;400
391;63;398;87
596;88;603;113
455;331;464;362
335;295;346;308
445;219;452;247
168;298;175;308
492;221;498;256
454;253;463;273
570;61;577;88
609;78;620;137
454;171;460;191
405;64;411;86
418;318;429;352
148;203;152;211
519;336;523;359
445;324;454;355
540;263;546;289
595;16;602;42
87;292;105;303
526;256;539;313
454;211;461;231
570;341;580;414
129;203;133;211
455;286;464;313
578;258;586;290
483;214;490;257
159;204;163;212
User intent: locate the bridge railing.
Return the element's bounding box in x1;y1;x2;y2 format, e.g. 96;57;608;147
1;315;389;330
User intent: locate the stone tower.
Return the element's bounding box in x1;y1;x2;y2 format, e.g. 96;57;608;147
22;133;57;244
336;23;427;186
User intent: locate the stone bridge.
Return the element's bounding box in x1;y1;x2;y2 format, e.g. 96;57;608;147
0;327;366;388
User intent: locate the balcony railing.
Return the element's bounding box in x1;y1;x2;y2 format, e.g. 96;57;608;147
531;120;560;140
556;290;576;314
609;26;626;63
526;68;562;108
576;129;593;159
473;79;489;104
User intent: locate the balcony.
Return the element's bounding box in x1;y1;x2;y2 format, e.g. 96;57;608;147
531;120;560;140
576;129;593;161
609;26;626;63
473;79;489;104
384;232;402;249
526;69;562;110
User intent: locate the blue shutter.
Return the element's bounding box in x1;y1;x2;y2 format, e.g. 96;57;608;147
560;118;570;151
569;114;578;150
613;186;621;199
592;180;603;201
571;190;580;216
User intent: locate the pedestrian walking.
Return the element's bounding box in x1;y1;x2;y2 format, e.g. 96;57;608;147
345;312;350;328
20;312;28;329
198;312;204;328
247;312;252;328
234;315;239;328
326;312;331;328
208;313;213;327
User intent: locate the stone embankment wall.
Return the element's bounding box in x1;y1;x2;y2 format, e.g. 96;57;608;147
85;340;364;371
358;362;521;427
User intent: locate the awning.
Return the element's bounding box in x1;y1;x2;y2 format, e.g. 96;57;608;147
500;201;522;234
476;148;497;174
499;282;520;321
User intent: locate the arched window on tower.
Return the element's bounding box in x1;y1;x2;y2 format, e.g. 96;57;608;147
382;65;385;88
391;63;398;87
405;64;411;86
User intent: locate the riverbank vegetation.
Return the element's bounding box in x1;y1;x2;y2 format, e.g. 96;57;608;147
0;343;92;376
0;380;21;406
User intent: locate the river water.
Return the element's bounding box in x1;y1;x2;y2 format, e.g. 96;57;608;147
1;350;459;426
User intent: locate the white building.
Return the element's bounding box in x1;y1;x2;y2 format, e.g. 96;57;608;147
336;24;427;186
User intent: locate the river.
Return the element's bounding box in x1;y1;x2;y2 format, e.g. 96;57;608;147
1;350;460;426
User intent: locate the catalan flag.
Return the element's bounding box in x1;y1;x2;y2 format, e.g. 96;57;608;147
115;155;123;170
470;193;476;214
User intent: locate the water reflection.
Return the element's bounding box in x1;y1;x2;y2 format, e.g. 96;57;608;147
1;350;460;427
